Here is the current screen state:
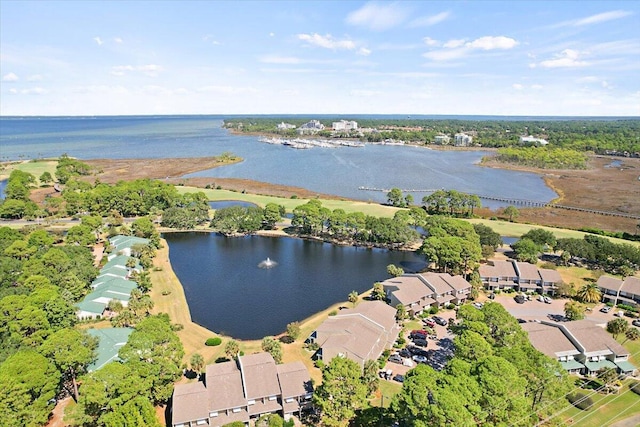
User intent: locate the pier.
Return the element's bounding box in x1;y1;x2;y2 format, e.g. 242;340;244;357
357;187;640;220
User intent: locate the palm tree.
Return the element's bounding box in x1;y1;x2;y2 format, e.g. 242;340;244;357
576;282;602;303
225;339;240;359
190;353;205;374
623;328;640;344
348;290;359;307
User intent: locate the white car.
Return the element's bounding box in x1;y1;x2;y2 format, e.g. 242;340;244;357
412;355;428;364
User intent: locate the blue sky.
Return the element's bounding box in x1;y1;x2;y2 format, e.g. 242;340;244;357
1;1;639;116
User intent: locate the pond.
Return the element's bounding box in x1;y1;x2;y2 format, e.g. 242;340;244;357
163;232;426;340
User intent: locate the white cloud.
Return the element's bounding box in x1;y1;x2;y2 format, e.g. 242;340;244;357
111;64;163;76
466;36;518;50
512;83;524;90
423;37;440;47
2;72;19;82
269;32;275;37
408;11;450;28
297;33;356;50
114;37;123;44
531;84;544;90
357;47;372;56
536;49;588;68
73;85;129;95
27;74;43;81
93;36;103;46
202;34;221;45
573;10;633;26
443;39;466;48
424;35;518;62
346;2;408;31
378;42;419;50
9;88;17;94
21;87;48;95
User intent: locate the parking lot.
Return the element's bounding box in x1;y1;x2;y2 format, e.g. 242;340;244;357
381;309;456;382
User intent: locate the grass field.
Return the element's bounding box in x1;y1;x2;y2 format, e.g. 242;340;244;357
561;380;640;427
0;159;58;185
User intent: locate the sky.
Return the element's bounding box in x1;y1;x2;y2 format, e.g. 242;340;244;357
1;1;639;116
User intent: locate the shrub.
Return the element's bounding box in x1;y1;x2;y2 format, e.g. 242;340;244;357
568;392;594;411
429;306;439;315
172;323;184;332
305;342;319;352
279;336;294;344
314;359;325;369
205;337;222;346
618;304;638;313
630;382;640;396
328;310;337;316
446;303;455;310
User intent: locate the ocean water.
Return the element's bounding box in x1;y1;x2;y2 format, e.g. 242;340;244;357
0;115;558;205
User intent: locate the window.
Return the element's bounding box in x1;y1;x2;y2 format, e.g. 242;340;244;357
209;412;218;417
248;400;255;405
285;397;294;403
268;396;277;401
196;420;207;426
232;408;241;413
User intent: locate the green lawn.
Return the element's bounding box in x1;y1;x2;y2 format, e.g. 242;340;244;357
0;159;58;185
371;380;403;408
561;381;640;427
466;218;640;247
177;186;401;217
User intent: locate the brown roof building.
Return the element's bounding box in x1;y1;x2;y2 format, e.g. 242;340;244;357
597;275;640;307
311;300;400;368
171;353;312;427
479;259;563;294
383;273;472;316
522;320;635;376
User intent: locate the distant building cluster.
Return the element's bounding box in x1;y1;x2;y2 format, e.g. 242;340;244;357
433;133;473;146
297;120;325;135
519;135;549;146
332;120;358;131
434;134;450;145
276;122;296;130
596;275;640;307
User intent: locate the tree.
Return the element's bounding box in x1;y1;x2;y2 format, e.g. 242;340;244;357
66;224;95;246
606;318;628;339
39;328;98;401
348;290;359;307
190;353;205;374
511;238;541;264
371;282;386;301
263;203;283;229
395;303;406;321
576;282;602;303
362;359;380;396
504;205;519;222
313;356;368;426
386;188;405;207
0;350;61;427
564;301;585;321
623;327;640;344
225;339;240;359
521;228;557;251
118;315;184;404
261;336;283;364
39;171;53;185
473;223;503;251
286;322;301;341
386;264;404;277
555;282;575;298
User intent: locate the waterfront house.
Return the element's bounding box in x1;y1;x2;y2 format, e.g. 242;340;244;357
171;353;312;427
276;122;296;130
597;275;640;307
107;235;150;259
383;273;472;316
332;120;358;131
309;300;400;368
454;133;473;146
522;320;635;376
519;135;549;146
434;134;451;145
297;120;325;135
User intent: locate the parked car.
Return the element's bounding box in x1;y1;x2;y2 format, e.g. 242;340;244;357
538;295;545;302
632;319;640;327
514;295;526;304
488;293;496;300
433;316;448;326
543;296;552;304
412;355;428;364
411;332;427;341
473;302;484;309
388;354;403;364
413;338;428;347
407;346;429;357
410;329;429;338
600;306;612;313
398;348;411;358
423;319;436;328
615;311;625;318
393;374;404;383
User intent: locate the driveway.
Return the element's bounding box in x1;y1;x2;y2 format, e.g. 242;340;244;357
495;294;629;325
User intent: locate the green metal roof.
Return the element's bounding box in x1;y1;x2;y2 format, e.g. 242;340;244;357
615;360;637;373
92;277;137;291
99;266;129;277
584;359;617;372
109;235;149;250
75;299;106;315
560;360;585;371
87;327;134;372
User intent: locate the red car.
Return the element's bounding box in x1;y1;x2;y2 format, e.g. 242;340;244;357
411;329;429;337
423;319;436;328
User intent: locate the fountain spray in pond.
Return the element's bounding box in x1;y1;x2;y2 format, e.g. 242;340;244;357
258;257;277;269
